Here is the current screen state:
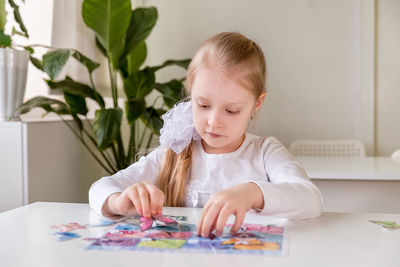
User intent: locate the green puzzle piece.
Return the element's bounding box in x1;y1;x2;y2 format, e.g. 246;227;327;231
137;239;186;249
369;220;400;229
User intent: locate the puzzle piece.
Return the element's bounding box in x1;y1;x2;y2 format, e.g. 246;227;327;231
87;219;115;227
139;217;154;231
51;222;86;232
370;220;400;229
54;232;81;241
138;215;179;231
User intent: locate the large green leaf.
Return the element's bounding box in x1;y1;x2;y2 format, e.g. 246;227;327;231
124;7;157;55
95;36;107;57
127;40;146;75
64;93;88;115
150;59;191;72
71;50;100;74
43;49;71;80
29;56;43;71
153;79;184;108
0;29;11;47
140;107;163;135
46;77;105;108
119;40;147;78
93;108;123;150
18;96;84;130
8;0;28;38
123;67;155;98
125;97;145;123
0;0;6;31
82;0;131;68
17;96;70;116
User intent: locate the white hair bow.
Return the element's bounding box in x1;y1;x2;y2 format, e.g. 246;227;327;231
159;101;202;154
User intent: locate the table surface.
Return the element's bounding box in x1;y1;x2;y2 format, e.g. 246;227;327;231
296;156;400;180
0;202;399;267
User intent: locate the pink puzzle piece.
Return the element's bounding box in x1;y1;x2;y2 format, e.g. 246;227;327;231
51;222;86;232
139;215;179;231
140;217;154;231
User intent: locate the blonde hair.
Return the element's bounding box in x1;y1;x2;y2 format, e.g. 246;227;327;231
157;32;267;206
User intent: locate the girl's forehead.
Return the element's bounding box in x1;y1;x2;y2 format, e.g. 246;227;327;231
191;68;255;104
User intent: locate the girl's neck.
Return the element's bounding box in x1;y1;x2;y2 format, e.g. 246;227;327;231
201;134;246;154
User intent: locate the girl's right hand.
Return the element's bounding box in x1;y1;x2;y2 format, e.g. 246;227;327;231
102;181;165;218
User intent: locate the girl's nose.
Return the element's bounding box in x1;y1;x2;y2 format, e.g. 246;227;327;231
207;110;221;128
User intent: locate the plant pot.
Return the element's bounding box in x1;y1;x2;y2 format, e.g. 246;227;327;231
0;48;30;121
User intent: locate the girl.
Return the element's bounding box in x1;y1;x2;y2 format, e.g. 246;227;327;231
89;32;323;238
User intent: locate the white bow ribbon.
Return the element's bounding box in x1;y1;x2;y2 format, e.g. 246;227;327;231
159;101;202;154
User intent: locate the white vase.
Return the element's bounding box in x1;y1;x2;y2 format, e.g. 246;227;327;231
0;48;30;121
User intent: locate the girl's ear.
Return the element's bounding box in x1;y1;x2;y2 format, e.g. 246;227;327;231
255;93;266;111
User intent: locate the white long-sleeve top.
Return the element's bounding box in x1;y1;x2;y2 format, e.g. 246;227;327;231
89;133;323;220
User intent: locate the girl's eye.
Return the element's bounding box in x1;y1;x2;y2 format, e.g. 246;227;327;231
198;104;210;109
226;110;239;114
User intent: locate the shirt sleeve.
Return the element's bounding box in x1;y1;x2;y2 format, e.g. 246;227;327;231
249;137;323;220
88;146;166;216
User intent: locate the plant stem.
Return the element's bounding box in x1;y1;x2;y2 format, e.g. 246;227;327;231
111;144;120;169
117;134;126;168
88;73;105;109
107;60;118;107
59;116;113;175
137;122;148;152
146;132;154;151
127;122;136;163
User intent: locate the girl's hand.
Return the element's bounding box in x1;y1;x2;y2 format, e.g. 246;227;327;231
102;181;165;218
197;183;264;238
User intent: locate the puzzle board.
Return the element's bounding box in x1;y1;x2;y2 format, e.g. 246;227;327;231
83;215;286;256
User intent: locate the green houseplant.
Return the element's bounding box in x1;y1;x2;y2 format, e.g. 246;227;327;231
0;0;31;121
17;0;190;175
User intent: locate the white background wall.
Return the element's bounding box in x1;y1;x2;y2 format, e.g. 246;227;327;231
376;0;400;156
13;0;400;157
144;0;365;151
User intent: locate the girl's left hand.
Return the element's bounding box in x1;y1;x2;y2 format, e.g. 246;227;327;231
196;182;264;238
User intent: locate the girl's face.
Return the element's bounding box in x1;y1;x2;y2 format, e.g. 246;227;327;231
191;67;265;154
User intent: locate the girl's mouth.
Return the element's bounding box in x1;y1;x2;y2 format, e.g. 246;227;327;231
207;132;223;138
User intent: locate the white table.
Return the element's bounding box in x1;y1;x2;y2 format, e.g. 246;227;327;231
0;202;399;267
297;157;400;213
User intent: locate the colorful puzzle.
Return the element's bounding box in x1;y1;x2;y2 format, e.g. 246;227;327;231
83;215;285;255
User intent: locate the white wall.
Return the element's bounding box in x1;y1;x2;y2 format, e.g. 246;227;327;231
376;0;400;156
144;0;367;151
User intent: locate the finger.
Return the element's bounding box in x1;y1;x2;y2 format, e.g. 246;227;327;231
116;192;135;215
196;202;211;236
230;210;246;234
200;203;223;238
125;187;142;216
137;184;151;218
146;184;164;216
215;205;232;236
